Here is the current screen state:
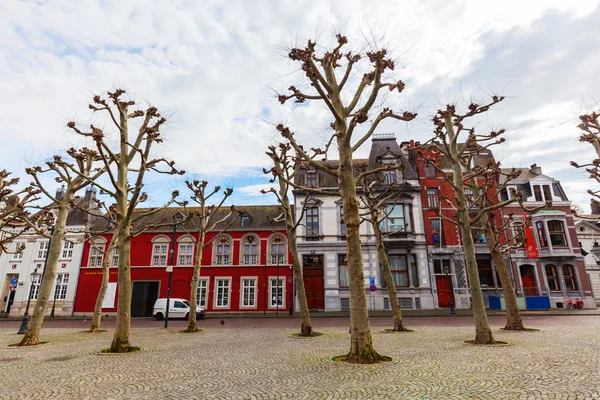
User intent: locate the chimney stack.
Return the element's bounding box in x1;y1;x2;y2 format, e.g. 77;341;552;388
529;163;542;175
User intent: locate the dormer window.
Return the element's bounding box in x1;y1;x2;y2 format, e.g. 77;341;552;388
383;170;396;184
306;171;317;188
240;215;251;227
533;184;552;202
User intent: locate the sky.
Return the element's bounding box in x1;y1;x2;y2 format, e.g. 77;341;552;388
1;0;599;210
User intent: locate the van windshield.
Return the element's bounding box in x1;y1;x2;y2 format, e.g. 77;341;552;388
183;300;191;307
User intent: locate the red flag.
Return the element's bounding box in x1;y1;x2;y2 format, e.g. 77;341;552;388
523;212;538;258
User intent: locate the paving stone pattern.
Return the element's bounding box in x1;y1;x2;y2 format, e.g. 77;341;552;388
1;317;599;399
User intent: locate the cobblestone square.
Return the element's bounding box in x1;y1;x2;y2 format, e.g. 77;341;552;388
0;316;599;399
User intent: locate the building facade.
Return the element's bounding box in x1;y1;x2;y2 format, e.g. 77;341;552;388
574;213;600;304
293;134;434;312
73;206;293;316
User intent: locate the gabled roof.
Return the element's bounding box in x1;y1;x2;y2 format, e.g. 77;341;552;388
499;168;557;185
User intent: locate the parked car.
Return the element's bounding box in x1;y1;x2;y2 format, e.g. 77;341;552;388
153;298;206;320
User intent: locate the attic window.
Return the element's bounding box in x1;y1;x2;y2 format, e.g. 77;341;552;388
240;215;251;227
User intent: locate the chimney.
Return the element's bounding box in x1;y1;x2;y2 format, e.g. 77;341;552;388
591;199;600;215
410;139;415;148
529;163;542;175
55;185;65;201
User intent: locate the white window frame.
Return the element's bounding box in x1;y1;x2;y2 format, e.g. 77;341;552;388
88;243;105;267
36;241;49;260
111;247;119;267
10;241;25;261
151;236;170;267
196;278;208;308
61;240;75;259
54;273;69;300
214;277;231;309
268;276;286;309
214;235;232;265
268;234;287;265
240;276;258;308
178;243;194;266
241;235;259;265
30;274;42;300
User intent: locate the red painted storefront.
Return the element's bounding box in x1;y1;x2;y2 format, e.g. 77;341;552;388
74;213;294;316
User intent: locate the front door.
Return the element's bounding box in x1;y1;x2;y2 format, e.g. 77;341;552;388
303;255;324;309
436;276;454;308
131;281;160;317
520;265;538;296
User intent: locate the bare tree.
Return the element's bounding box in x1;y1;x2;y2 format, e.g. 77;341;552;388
178;180;238;333
420;97;523;344
19;148;105;346
274;34;416;363
264;143;316;336
572;110;600;213
69;90;183;353
0;170;41;253
87;234;118;333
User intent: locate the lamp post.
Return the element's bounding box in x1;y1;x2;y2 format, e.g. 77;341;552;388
165;213;182;329
276;251;279;316
18;225;55;334
289;266;293;316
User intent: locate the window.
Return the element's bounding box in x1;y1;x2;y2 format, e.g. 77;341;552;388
410;254;419;288
548;220;567;247
152;243;169;266
89;244;104;267
11;242;25;260
536;221;548;248
306;207;319;238
427;188;439;208
477;259;493;287
424;161;436;177
431;219;443;244
542;185;552;202
241;278;257;307
112;247;119;267
61;241;75;259
215;236;231;265
464;188;474;208
339;206;346;236
338;254;349;288
562;265;578;291
433;259;451;274
54;273;69;300
269;235;286;264
178;243;194;266
174;300;186;308
533;185;543;202
215;279;230;307
240;215;251;227
383;170;397;184
242;235;259;265
269;278;284;307
389;255;409;287
545;265;560;291
196;279;208;307
382;204;407;233
30;274;42;300
37;241;49;259
306;171;317;188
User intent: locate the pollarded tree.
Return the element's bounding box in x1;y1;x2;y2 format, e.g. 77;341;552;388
179;180;238;333
69;90;183;352
356;169;410;332
274;34;416;363
420;97;523;344
572;110;600;212
19;147;106;346
264;142;316;337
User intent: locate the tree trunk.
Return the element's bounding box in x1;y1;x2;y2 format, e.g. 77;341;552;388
186;231;205;333
338;141;386;363
108;232;133;352
482;216;526;331
288;228;313;336
445;115;495;345
19;195;72;346
89;242;116;333
373;222;407;332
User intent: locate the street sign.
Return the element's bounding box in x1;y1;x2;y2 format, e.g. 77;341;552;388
369;284;377;293
10;278;17;286
166;266;173;273
369;276;375;285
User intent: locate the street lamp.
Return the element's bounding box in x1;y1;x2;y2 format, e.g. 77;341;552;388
165;212;183;329
18;225;55;334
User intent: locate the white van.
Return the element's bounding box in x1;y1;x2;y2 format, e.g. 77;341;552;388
153;298;206;321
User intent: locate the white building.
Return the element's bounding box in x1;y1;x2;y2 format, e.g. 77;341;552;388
0;189;95;317
574;212;600;305
293;134;434;312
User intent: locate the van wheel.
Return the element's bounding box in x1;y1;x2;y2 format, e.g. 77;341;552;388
185;312;190;320
155;313;164;321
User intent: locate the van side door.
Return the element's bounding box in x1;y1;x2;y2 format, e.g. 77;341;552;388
173;300;187;318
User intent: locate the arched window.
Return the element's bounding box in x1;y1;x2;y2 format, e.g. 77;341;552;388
535;221;548;248
215;235;232;265
242;235;259;265
151;235;171;266
177;235;195;266
426;188;439;208
269;234;286;265
88;239;106;267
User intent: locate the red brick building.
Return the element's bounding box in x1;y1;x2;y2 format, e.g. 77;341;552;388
73;206;294;316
